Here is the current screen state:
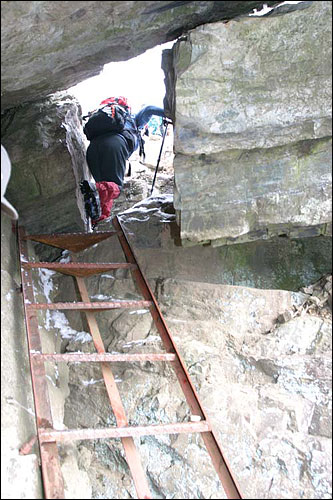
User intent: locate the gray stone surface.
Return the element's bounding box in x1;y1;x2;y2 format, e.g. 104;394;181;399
157;282;331;498
171;4;332;153
164;1;332;245
1;213;43;499
1;92;89;236
173;138;332;244
90;195;332;291
1;1;279;111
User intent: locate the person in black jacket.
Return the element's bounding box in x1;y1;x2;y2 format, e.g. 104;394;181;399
86;104;165;187
84;103;166;224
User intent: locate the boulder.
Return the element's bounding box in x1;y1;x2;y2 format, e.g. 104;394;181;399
1;92;89;236
163;1;332;245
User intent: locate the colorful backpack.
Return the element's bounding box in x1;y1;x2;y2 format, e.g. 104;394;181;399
99;96;131;111
83;96;131;141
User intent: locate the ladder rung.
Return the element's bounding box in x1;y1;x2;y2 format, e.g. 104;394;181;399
22;262;137;277
23;231;120;253
39;421;211;443
26;300;152;311
32;353;176;362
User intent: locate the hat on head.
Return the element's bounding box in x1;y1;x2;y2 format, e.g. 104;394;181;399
1;145;18;220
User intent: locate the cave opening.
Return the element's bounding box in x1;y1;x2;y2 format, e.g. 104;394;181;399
67;42;176;226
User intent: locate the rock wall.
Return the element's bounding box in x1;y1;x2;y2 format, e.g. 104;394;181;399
1;214;43;499
163;1;332;246
1;212;91;499
1;92;89;236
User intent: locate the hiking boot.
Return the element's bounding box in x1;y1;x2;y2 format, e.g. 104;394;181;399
80;180;101;221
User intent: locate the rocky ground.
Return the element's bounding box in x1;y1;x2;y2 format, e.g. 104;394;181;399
272;274;332;326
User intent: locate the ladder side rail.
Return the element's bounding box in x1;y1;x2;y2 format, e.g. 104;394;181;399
113;216;243;500
17;227;65;499
71;262;151;500
113;216;209;416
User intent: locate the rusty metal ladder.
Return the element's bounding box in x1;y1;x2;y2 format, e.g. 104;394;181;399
17;215;242;499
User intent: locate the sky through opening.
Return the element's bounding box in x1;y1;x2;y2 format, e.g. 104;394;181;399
69;41;175;116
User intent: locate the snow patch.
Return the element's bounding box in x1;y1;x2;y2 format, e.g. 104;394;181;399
46;310;92;343
46;375;57;387
59;250;71;263
91;294;113;300
122;335;161;348
249;3;274;16
129;309;149;315
38;268;56;303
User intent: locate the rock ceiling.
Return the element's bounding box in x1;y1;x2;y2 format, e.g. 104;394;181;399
1;1;279;111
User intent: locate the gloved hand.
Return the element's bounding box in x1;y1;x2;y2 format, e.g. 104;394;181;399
162;117;172;127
